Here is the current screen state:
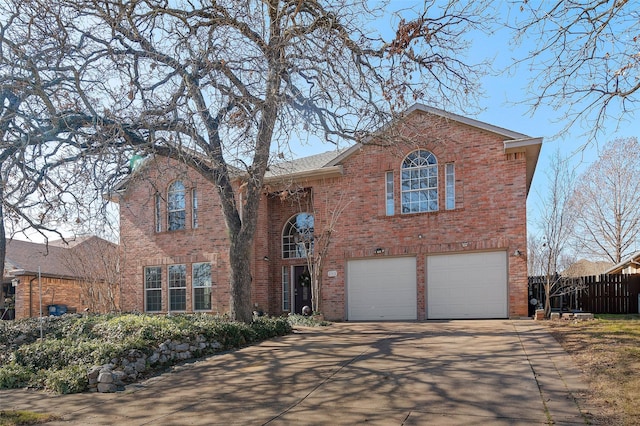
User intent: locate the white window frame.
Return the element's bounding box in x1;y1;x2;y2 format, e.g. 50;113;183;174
155;193;162;233
385;171;394;216
401;150;438;214
282;266;290;311
282;213;314;259
192;188;198;228
192;262;211;311
445;163;455;210
144;266;162;312
167;181;186;231
168;264;187;312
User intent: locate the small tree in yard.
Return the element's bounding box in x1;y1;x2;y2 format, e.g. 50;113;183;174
531;149;576;317
2;0;492;322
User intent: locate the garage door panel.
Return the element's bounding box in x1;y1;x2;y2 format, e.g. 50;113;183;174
347;257;416;321
427;251;507;319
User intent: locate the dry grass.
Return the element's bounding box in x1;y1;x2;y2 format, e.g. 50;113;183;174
0;410;59;426
546;314;640;426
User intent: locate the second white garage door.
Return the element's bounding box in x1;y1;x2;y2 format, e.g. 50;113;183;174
347;257;417;320
427;251;508;319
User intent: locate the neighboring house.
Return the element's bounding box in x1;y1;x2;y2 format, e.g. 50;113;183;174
113;104;541;320
2;236;119;320
605;252;640;275
562;259;613;278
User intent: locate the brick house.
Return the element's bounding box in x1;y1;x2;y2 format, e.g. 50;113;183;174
3;236;119;319
115;104;541;320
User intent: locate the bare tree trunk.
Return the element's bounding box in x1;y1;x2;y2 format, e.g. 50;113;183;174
228;236;253;323
0;178;5;283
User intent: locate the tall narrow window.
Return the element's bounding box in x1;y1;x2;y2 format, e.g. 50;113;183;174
168;264;186;311
192;188;198;228
155;193;162;233
445;163;455;210
282;213;314;258
282;266;290;311
401;150;438;213
193;262;211;311
144;266;162;312
385;171;394;216
168;181;186;231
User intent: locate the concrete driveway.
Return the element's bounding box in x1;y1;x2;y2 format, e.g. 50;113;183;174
0;320;591;425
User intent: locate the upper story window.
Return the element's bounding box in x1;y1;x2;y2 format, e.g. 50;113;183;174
167;181;186;231
401;150;438;213
282;213;314;258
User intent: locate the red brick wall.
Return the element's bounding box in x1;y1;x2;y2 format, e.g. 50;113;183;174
118;157;231;314
13;275;106;319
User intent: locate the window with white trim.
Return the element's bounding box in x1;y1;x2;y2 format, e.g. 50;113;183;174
401;150;438;213
144;266;162;312
168;264;187;311
192;262;211;311
385;171;394;216
155;193;162;233
282;266;290;311
445;163;455;210
192;188;198;228
167;181;186;231
282;213;314;258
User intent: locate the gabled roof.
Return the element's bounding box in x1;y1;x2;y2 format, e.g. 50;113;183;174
109;104;542;194
4;236;115;279
605;251;640;274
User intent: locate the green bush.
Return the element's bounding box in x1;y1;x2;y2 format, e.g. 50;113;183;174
0;362;34;389
43;365;89;394
0;313;295;394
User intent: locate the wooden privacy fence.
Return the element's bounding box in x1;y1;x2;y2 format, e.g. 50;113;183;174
528;274;640;315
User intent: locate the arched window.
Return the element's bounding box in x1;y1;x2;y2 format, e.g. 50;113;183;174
167;181;186;230
401;150;438;213
282;213;314;258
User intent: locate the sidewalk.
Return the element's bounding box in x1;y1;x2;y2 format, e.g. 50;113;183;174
0;320;592;425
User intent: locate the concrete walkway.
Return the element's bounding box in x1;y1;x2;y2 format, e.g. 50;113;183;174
0;320;592;425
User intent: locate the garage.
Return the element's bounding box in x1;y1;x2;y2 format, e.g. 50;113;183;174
427;251;508;319
347;257;417;320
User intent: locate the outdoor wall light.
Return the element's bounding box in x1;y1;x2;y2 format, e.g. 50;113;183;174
263;256;270;261
374;248;385;254
513;249;522;257
461;241;469;247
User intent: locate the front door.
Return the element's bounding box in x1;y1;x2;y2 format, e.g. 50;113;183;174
294;265;312;315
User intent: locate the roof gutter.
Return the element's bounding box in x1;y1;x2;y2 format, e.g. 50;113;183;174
264;165;344;185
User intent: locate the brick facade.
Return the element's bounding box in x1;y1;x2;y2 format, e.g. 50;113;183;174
117;106;540;320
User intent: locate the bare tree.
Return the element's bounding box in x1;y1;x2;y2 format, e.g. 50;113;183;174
532;149;576;317
4;0;493;322
512;1;640;138
1;2;135;286
570;137;640;263
60;237;120;313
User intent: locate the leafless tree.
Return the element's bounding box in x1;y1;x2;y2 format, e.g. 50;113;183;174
531;149;576;316
570;137;640;263
512;1;640;139
3;0;493;322
60;237;120;313
1;3;127;282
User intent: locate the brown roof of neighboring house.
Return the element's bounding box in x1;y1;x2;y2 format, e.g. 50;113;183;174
4;236;115;279
562;259;614;278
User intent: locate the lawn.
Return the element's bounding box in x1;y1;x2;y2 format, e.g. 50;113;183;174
546;314;640;426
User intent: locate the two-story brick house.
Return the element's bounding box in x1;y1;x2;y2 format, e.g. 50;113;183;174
115;104;541;320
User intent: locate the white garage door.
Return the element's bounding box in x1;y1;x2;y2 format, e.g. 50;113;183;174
347;257;417;320
427;251;507;319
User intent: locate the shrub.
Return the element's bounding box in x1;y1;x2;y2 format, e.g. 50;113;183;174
42;365;89;394
0;362;34;389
